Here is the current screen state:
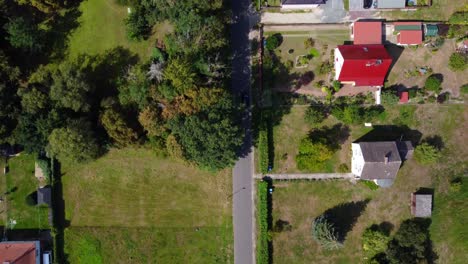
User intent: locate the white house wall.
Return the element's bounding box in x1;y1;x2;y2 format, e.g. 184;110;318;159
281;4;319;9
351;143;364;177
334;48;344;81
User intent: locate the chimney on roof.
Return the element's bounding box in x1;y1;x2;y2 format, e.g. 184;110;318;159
384;156;389;164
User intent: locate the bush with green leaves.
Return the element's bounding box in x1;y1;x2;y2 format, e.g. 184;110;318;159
362;225;390;260
3;17;44;52
265;33;282;51
337;163;349;173
424;75;442;93
257;181;270;264
332;80;341;92
296;138;334;171
448;53;467;72
414;142;441;165
125;6;151;40
448;12;468;25
304;37;315;48
381;91;400;105
308;48;320;58
312;215;342;250
36;158;52;182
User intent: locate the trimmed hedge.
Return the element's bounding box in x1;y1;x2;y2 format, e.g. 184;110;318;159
259;129;269;174
257;181;269;264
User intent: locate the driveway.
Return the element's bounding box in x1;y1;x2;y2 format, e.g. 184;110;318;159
262;0;349;24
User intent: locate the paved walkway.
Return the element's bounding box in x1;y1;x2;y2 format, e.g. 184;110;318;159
255;173;355;180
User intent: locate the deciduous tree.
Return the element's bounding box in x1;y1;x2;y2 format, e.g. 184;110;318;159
100;107;139;147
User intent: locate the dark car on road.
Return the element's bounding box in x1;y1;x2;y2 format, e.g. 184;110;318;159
363;0;373;9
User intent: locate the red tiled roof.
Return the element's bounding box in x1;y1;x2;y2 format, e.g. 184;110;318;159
353;21;382;44
336;45;393;86
397;30;423;45
0;242;37;264
399;91;409;103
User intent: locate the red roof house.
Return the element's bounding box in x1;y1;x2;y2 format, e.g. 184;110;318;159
394;22;423;45
351;21;383;45
0;241;41;264
334;45;393;87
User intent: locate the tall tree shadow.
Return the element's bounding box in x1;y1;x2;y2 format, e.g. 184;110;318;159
46;7;83;60
308;123;350;151
355;125;422;146
321;199;370;242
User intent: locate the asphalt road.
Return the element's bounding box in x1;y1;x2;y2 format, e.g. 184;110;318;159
231;0;254;263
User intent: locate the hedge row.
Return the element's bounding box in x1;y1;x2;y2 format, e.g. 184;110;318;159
258;129;269;174
257;181;269;264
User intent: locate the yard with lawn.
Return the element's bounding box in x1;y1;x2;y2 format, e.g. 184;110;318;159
263;28;349;95
67;0;168;59
267;103;465;174
386;39;468;97
2;154;49;229
62;148;232;263
269;104;467;263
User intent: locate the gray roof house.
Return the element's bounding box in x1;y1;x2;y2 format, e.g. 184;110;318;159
377;0;406;9
37;187;52;207
351;141;413;187
411;193;432;217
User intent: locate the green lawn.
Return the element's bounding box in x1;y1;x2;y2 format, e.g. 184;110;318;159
385;0;466;20
4;154;50;229
62;148;232;263
67;0;157;59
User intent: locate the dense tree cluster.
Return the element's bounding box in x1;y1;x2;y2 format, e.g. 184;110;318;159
0;0;243;170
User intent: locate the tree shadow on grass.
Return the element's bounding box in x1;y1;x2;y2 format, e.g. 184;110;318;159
422;135;444;150
354;125;423;146
321;199;370;242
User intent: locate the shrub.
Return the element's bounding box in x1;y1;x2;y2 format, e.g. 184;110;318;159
296;138;334;171
362;226;390;260
448;12;468;25
337;163;349;173
257;181;269;264
304;37;315;48
408;89;417;98
265;33;282;51
332;80;341;92
461;84;468;94
309;48;320;58
414;142;441;165
424;75;442;93
312;215;342;250
318;61;333;75
125;6;151;40
448;53;467;71
381;91;399;105
304;104;327;124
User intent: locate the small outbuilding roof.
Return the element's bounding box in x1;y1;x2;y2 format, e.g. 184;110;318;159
412;193;432;217
352;21;383;45
399;91;409;103
37;187;52;207
377;0;406;9
424;24;439;37
397;30;423;45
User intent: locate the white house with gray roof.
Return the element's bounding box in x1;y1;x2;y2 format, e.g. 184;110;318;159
351;141;413;187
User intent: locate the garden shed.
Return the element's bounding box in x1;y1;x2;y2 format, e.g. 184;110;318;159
411;193;432;217
37;187;52;207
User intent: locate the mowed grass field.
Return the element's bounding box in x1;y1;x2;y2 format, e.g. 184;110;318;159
269;104;468;263
385;0;467;20
62;148;233;263
3;154;49;229
67;0;156;59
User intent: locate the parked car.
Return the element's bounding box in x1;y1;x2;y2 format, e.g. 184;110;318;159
363;0;373;9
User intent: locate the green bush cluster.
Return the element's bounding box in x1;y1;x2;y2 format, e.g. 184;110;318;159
266;33;282;51
460;84;468;94
331;104;384;125
362;225;390;262
381;90;400;105
304;103;327;125
448;53;467;72
257;181;269;264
